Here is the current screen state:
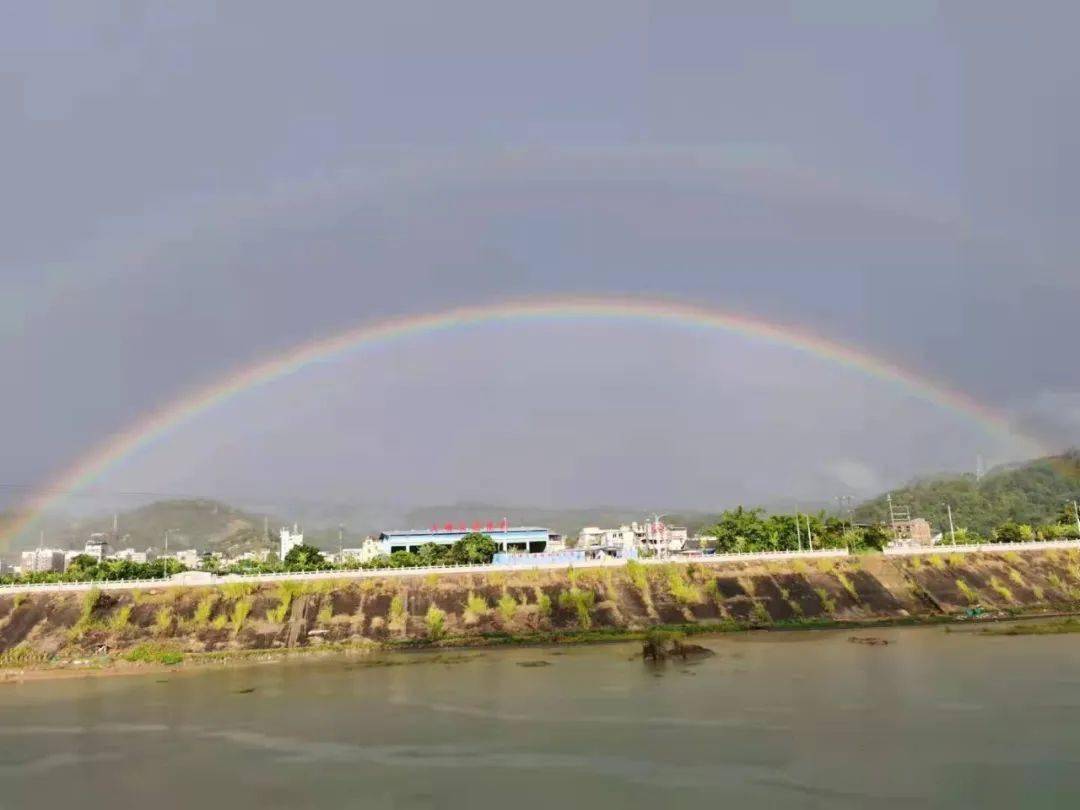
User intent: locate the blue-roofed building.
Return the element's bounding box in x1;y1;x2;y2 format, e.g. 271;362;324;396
376;526;550;556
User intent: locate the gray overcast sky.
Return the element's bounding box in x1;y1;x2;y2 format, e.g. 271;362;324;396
3;1;1079;526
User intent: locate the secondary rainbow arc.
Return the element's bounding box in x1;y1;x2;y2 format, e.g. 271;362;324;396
3;295;1043;543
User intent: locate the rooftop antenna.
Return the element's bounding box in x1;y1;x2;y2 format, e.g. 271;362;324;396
976;454;985;482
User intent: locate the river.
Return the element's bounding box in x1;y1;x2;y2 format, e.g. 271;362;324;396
2;625;1080;808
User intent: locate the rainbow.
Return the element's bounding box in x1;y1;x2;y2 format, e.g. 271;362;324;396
3;295;1044;543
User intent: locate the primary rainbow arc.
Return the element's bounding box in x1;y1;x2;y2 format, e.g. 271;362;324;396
4;295;1042;543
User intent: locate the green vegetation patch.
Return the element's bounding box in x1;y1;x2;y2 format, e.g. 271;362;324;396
123;643;185;666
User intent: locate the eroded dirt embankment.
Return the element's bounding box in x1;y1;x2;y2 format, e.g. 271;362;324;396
2;549;1078;668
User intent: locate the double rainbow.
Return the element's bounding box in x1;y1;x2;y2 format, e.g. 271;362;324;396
3;296;1042;544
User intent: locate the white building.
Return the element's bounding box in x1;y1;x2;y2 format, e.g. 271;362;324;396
84;533;111;562
335;537;383;565
20;548;66;573
578;519;688;554
112;547;156;564
175;549;200;568
280;525;304;560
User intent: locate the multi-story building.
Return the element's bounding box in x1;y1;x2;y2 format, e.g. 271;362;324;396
279;525;304;560
112;548;156;564
20;548;66;573
84;533;111;562
578;519;688;555
335;537;383;565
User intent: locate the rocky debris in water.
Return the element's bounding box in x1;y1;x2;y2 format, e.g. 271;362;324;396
516;660;552;668
848;636;889;646
233;687;256;694
642;630;715;661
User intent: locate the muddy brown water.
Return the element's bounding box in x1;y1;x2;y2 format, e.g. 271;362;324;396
2;624;1080;808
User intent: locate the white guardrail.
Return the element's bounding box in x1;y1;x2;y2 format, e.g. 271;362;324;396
883;538;1080;556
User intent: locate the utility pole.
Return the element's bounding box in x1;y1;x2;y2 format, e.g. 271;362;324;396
805;514;814;551
795;512;802;552
1073;501;1080;537
338;523;344;560
946;503;956;545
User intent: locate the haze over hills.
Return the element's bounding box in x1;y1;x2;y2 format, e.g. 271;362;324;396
3;452;1078;560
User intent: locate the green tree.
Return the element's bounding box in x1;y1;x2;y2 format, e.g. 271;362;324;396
992;522;1033;544
283;543;327;569
448;533;497;564
389;550;421;568
416;542;449;566
703;507;769;553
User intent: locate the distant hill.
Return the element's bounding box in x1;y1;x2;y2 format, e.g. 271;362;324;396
39;499;272;553
852;452;1080;537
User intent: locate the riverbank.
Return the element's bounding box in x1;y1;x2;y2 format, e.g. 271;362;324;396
4;549;1080;679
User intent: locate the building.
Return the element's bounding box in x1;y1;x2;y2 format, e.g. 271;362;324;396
377;525;550;556
112;548;156;564
176;549;200;568
280;525;304;560
641;518;688;552
334;537;383;565
890;518;934;548
20;548;66;573
84;533;111;562
578;518;688;556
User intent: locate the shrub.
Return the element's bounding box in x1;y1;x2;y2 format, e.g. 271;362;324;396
751;601;771;625
192;594;216;627
221;582;255;600
108;605;133;631
79;588;102;626
211;614;229;631
833;571;859;603
704;578;721;604
231;598;252;633
624;560;648;593
537;593;552;618
388;594;407;632
928;555;946;571
1033;585;1046;602
666;568;701;606
12;593;27;609
956;579;977;604
464;592;488;623
1007;569;1026;589
317;604;333;625
989;577;1014;603
268;582;301;624
497;593;518;624
425;605;446;640
558;588;595;629
814;587;837;614
154;606;173;635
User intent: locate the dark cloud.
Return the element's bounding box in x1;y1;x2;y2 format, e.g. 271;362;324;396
2;2;1077;522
